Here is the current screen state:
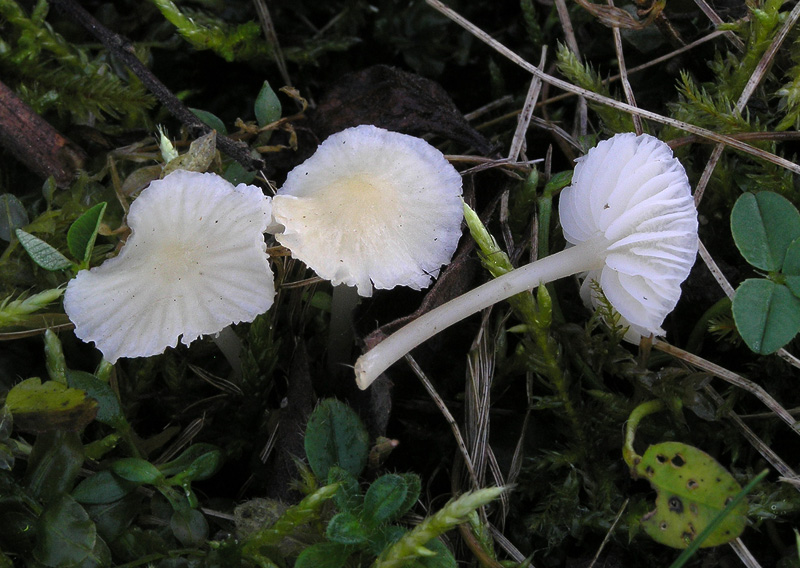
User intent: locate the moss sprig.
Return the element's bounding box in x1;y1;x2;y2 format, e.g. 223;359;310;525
372;486;505;568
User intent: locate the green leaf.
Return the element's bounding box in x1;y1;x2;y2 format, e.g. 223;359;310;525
731;191;800;271
295;542;352;568
636;441;747;548
329;466;362;513
363;474;409;526
304;398;369;480
15;229;73;271
255;81;282;127
25;431;85;505
396;473;421;520
326;511;369;545
33;495;97;567
72;470;139;505
170;508;208;547
223;161;257;185
67;370;128;430
44;329;67;384
190;107;228;135
732;278;800;354
0;194;29;241
66;202;107;265
6;377;98;434
0;404;11;442
415;538;456;568
668;470;768;568
158;443;222;477
167;449;223;484
781;237;800;298
111;458;165;485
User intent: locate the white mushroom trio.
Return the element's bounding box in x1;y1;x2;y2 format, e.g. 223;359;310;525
355;132;699;389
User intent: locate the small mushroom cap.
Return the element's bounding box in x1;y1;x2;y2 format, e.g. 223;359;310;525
558;133;698;340
64;170;275;363
270;124;463;297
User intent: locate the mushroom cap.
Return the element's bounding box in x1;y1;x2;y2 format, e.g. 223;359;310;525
558;132;698;340
64;169;275;363
270;125;463;297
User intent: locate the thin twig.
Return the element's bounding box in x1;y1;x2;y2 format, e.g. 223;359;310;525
50;0;265;172
508;48;547;162
404;353;480;488
654;340;800;435
729;537;764;568
424;0;800;175
705;386;799;485
587;499;629;568
531;29;732;111
554;0;587;135
606;0;642;134
699;239;736;298
464;95;515;121
252;0;292;89
693;0;800;206
692;0;745;51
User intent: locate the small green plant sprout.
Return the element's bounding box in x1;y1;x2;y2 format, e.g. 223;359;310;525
269;124;464;298
623;400;749;550
0;288;64;329
730;191;800;354
63;169;275;363
238;398;503;568
356;132;699;389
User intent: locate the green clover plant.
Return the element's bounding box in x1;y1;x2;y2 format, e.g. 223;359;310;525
730;191;800;354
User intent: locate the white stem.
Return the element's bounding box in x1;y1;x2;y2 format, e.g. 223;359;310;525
213;325;243;381
354;239;607;389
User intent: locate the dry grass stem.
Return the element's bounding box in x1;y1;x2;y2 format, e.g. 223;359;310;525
488;523;529;563
698;239;736;297
425;0;800;174
692;0;745;51
729;538;764;568
252;0;292;88
464;95;515;121
606;0;642;134
655;340;800;435
155;415;205;464
704;386;799;483
535;29;732;111
693;0;800;206
508;48;548;162
404;353;480;487
587;499;629;568
554;0;588;135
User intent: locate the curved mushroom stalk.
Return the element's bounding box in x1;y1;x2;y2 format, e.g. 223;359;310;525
355;133;699;390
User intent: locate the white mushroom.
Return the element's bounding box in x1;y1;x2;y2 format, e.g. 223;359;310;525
355;132;698;389
64;169;275;364
269;124;464;297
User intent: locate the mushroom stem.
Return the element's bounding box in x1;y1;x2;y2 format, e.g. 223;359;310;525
354;238;608;389
212;326;243;381
327;284;361;369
